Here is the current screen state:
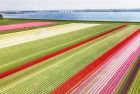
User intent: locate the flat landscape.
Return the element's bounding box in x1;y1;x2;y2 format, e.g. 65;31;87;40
0;19;140;94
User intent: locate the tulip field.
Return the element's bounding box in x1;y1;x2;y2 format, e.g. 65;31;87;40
0;19;140;94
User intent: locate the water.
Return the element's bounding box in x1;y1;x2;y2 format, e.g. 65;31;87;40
3;11;140;22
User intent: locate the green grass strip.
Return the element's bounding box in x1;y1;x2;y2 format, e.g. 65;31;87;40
128;70;140;94
0;19;36;25
128;57;140;94
114;55;140;94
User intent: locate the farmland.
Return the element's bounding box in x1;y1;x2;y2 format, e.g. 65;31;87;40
0;19;140;94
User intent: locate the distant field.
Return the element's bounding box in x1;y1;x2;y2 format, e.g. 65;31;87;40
0;18;140;94
0;19;36;25
0;19;66;35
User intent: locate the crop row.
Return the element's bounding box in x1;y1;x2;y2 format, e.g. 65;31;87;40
128;68;140;94
0;23;98;49
0;19;66;35
0;22;57;31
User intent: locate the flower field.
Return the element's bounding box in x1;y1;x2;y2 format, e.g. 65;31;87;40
0;22;58;31
0;19;140;94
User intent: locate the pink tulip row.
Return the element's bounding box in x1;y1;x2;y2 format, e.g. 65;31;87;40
0;22;57;31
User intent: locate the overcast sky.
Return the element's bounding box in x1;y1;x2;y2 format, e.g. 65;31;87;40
0;0;140;10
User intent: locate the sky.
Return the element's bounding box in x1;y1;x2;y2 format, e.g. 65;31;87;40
0;0;140;10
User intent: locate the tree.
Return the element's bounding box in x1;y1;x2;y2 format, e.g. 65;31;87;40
0;14;3;19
